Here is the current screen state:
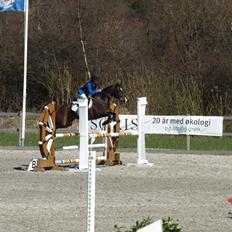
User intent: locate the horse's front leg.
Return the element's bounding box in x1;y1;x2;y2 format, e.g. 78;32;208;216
102;112;115;126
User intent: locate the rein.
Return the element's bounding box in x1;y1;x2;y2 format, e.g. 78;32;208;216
99;85;120;102
100;91;113;101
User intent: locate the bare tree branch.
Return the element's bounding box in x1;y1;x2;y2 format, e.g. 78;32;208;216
77;0;91;82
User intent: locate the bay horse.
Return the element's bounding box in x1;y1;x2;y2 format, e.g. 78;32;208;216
55;83;127;129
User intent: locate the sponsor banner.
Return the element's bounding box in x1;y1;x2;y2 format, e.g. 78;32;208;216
143;115;223;136
88;115;138;132
89;115;223;136
89;117;108;132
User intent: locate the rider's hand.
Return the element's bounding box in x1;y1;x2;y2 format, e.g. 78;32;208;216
97;89;102;92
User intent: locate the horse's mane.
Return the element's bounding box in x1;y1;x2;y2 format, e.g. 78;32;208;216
94;83;120;100
102;83;120;93
102;84;116;92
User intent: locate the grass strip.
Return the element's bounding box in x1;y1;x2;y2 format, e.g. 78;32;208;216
0;132;231;151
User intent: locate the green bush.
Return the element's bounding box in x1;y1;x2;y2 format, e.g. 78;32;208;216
114;217;182;232
163;217;182;232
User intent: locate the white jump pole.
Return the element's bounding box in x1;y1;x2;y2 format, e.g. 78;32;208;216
78;98;89;170
86;151;96;232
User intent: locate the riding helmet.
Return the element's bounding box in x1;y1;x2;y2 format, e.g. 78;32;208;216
91;73;100;82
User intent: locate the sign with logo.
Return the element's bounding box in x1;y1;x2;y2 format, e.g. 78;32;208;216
89;115;223;136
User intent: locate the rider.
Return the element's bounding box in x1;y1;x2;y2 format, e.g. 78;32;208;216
71;73;101;112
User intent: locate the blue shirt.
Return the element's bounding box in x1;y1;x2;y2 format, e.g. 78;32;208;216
78;81;99;96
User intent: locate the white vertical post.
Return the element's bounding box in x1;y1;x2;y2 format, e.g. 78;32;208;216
78;98;89;170
186;114;191;151
186;134;191;151
137;97;149;165
20;0;29;146
18;111;23;146
86;151;96;232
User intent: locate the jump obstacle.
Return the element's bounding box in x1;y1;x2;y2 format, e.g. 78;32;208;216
28;97;151;171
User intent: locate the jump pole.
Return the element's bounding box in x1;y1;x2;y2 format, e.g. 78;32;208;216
137;97;149;165
78;98;89;170
86;151;96;232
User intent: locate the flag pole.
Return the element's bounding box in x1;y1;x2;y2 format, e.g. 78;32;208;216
20;0;29;146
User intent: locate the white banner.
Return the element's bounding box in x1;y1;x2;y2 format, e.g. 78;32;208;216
89;115;223;136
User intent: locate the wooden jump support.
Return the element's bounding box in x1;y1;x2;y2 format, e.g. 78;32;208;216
35;101;64;171
28;100;121;171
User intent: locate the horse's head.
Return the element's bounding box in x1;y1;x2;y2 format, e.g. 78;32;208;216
114;83;128;104
102;82;128;104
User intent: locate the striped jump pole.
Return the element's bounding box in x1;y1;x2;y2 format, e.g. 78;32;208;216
55;159;79;165
56;132;80;138
56;145;79;151
88;130;138;138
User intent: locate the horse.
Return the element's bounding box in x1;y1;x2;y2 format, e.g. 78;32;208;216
55;83;127;129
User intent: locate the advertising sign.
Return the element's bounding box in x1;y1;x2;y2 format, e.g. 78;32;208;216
89;115;223;136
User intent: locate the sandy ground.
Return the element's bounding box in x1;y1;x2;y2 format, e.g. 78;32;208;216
0;148;232;232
